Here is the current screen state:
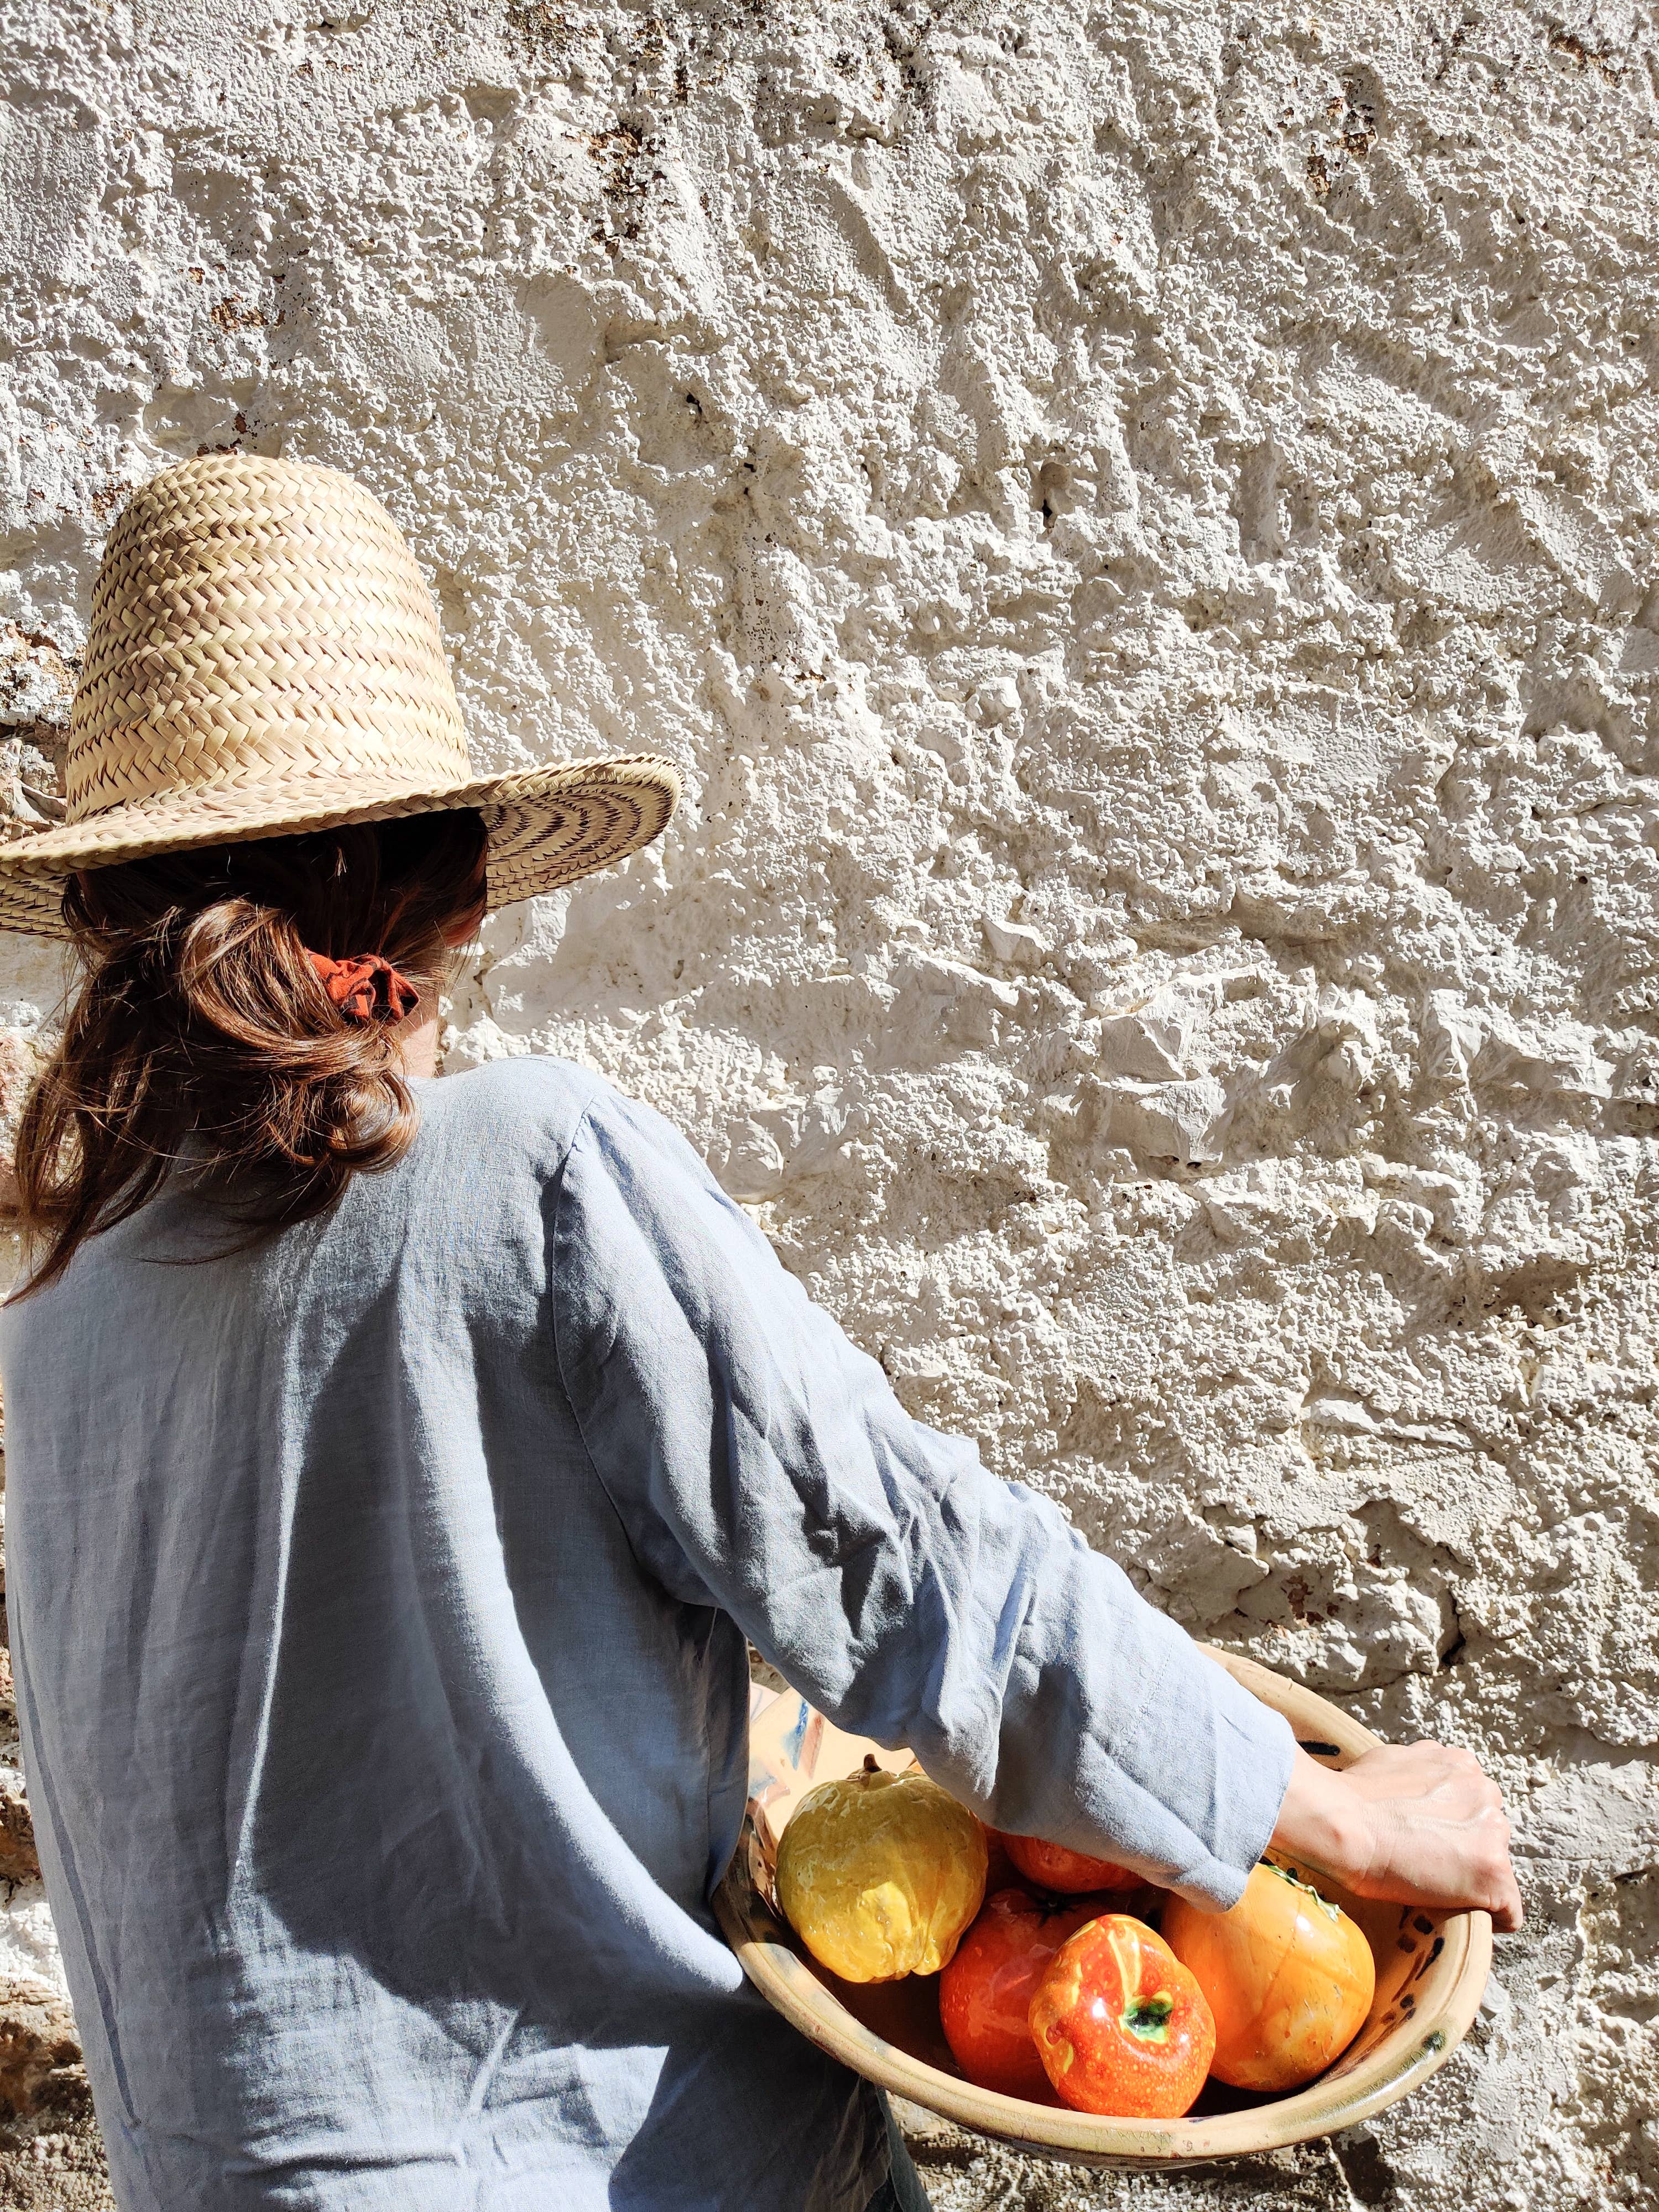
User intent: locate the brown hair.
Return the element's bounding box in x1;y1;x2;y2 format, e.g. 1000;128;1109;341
9;810;489;1295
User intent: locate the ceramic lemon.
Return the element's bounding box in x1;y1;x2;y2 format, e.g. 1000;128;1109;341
776;1766;988;1982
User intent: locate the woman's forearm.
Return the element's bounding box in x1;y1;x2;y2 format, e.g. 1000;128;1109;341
1269;1750;1373;1876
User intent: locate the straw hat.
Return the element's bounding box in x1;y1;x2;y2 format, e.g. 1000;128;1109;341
0;453;681;938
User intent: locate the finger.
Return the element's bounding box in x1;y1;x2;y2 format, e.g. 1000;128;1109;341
1490;1876;1525;1933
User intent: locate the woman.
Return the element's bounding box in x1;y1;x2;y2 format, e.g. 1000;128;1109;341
0;457;1520;2212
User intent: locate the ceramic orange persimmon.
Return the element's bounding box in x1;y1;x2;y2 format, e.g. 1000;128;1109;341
775;1767;988;1983
1001;1830;1141;1895
1027;1913;1215;2117
938;1888;1100;2100
1161;1859;1376;2091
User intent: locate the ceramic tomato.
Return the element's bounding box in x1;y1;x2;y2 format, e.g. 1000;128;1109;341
1027;1913;1215;2117
938;1888;1099;2100
1161;1860;1375;2090
775;1767;987;1983
1002;1830;1141;1895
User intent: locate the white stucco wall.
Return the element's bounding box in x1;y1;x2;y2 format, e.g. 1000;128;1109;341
2;2;1657;2205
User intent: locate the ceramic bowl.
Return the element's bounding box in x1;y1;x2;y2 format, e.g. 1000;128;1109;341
713;1650;1492;2171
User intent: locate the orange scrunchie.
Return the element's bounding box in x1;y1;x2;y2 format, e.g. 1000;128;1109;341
306;951;420;1024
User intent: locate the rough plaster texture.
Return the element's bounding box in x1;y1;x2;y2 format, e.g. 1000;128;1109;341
2;0;1657;2205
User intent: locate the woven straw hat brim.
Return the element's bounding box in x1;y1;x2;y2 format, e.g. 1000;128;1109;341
0;753;681;940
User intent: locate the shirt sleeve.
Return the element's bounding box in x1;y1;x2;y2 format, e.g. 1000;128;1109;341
550;1078;1295;1911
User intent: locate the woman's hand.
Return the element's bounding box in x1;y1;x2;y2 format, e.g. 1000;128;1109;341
1269;1740;1524;1932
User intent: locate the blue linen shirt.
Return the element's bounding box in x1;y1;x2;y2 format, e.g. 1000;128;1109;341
0;1058;1293;2211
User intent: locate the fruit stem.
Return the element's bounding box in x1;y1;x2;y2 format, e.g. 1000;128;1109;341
1123;1991;1175;2042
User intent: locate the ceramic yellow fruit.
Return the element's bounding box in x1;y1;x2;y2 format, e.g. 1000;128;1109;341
775;1767;988;1982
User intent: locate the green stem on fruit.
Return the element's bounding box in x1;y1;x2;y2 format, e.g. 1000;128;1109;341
1263;1854;1343;1921
1122;1991;1175;2041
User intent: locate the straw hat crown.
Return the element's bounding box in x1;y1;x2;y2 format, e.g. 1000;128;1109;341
0;453;680;936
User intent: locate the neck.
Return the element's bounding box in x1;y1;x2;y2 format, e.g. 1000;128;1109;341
397;1008;440;1079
